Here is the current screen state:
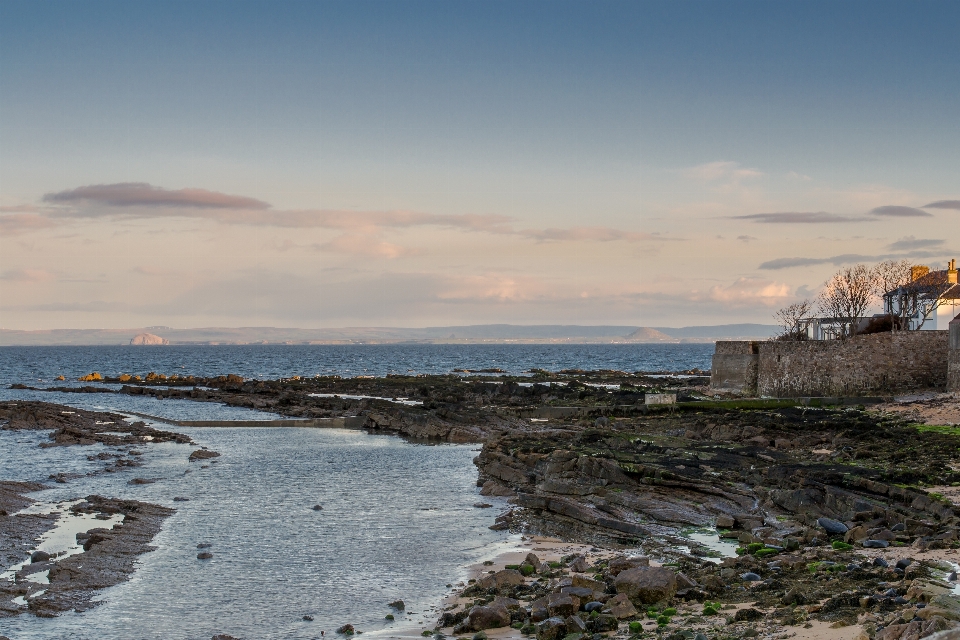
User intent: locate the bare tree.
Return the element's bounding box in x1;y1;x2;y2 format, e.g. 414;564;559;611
773;299;812;341
817;264;875;338
872;260;912;300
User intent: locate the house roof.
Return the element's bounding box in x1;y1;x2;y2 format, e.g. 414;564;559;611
884;268;960;301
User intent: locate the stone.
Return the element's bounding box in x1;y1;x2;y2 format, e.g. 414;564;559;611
614;566;678;604
547;593;581;617
189;449;221;461
473;503;493;508
303;615;314;621
896;558;914;570
735;608;763;622
197;543;212;549
536;617;567;640
480;480;516;497
741;572;762;582
525;552;541;566
817;517;849;535
312;504;323;511
676;572;697;589
30;551;51;563
590;614;619;632
863;539;890;548
716;514;735;528
565;615;587;633
389;600;405;610
468;604;511;630
583;601;603;613
568;555;589;572
337;624;355;635
197;552;213;559
478;569;525;590
607;555;649;576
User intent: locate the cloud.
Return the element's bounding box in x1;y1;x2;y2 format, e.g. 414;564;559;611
869;205;932;218
0;268;57;283
43;183;270;210
706;277;792;306
316;234;422;259
684;161;764;182
0;213;58;235
886;236;944;251
733;212;871;224
737;235;757;242
517;227;679;243
759;249;953;270
922;200;960;210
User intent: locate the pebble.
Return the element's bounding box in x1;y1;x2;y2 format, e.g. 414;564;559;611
873;557;889;568
303;615;314;621
817;517;849;535
741;572;762;582
173;497;190;502
197;552;213;560
895;558;913;570
312;505;323;511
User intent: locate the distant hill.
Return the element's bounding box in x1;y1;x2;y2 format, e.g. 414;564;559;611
0;323;778;346
623;327;676;342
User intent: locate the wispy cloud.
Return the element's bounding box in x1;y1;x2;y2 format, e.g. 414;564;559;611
517;227;679;243
732;212;871;224
737;235;757;242
922;200;960;210
869;205;932;218
759;249;951;270
684;161;764;183
0;213;58;235
43;183;270;210
886;236;944;251
0;268;57;283
315;234;422;259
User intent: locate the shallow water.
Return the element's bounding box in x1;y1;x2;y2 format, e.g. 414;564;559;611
0;423;512;639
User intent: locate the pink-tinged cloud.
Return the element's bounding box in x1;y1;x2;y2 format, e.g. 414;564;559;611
706;278;792;306
43;183;270;210
684;161;764;182
0;213;58;235
733;212;871;223
922;200;960;210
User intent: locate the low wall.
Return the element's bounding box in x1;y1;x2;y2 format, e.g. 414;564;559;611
710;341;759;394
950;317;960;392
712;332;949;397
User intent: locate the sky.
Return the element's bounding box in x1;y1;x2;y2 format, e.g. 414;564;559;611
1;0;958;330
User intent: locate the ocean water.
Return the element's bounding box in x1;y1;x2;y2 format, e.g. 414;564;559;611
0;343;713;386
0;344;709;638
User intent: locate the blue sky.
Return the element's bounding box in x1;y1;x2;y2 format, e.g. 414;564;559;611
1;0;958;329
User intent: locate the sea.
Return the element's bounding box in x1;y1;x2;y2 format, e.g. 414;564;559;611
0;344;712;639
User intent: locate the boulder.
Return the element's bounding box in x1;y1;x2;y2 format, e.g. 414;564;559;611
568;555;589;572
590;614;619;632
478;569;524;590
607;555;649;576
467;603;511;630
603;593;638;619
716;514;735;529
536;617;567;640
546;593;580;617
525;552;541;566
30;551;51;563
863;539;890;548
189;449;221;461
614;566;678;604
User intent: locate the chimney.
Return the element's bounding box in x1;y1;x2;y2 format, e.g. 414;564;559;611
949;258;958;284
912;265;930;282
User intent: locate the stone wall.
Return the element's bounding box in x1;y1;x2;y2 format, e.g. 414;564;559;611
950;316;960;392
710;341;759;394
712;332;949;397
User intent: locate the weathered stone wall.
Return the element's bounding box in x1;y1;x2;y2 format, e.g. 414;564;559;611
756;331;949;397
710;341;759;394
949;316;960;392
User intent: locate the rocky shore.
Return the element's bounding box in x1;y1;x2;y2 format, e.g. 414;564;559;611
0;401;193;618
6;373;960;640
